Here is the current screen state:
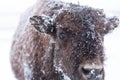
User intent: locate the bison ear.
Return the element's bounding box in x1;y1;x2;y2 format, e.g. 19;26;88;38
103;17;119;35
29;15;56;34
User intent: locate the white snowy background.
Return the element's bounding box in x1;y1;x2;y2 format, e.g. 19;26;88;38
0;0;120;80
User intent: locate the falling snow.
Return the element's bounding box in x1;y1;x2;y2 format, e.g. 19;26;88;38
0;0;120;80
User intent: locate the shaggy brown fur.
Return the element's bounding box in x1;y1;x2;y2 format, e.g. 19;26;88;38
10;0;119;80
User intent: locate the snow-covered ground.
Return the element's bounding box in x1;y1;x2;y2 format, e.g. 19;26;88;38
0;0;119;80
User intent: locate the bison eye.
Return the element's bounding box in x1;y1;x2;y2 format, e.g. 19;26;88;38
59;33;67;41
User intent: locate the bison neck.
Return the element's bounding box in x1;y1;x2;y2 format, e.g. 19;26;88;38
41;39;62;79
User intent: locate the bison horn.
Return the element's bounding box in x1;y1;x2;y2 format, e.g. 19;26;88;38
29;15;56;34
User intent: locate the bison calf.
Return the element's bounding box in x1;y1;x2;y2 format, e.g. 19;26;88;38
10;0;119;80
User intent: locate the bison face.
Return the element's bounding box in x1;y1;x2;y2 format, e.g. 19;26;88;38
54;24;104;80
29;8;119;80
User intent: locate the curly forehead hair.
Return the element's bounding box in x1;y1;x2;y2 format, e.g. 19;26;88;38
56;5;105;28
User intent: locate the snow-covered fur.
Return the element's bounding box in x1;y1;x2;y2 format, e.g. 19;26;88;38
10;0;119;80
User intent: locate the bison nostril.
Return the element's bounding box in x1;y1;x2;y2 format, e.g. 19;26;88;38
82;67;102;75
82;68;91;75
81;67;103;80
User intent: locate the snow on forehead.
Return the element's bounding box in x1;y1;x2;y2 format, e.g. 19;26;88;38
56;4;105;30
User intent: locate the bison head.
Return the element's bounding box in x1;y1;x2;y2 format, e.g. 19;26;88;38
30;7;119;80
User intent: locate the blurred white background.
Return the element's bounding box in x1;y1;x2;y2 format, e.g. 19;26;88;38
0;0;120;80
